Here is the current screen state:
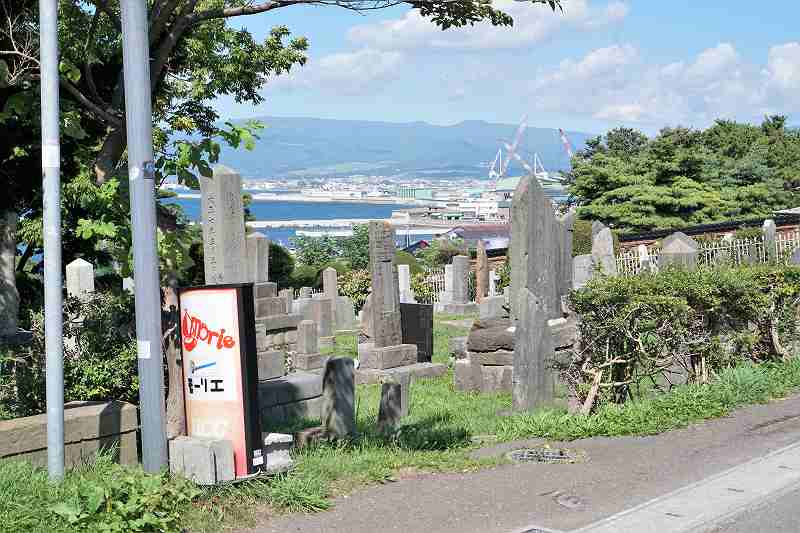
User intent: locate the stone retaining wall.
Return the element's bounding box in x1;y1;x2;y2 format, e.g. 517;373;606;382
0;400;139;467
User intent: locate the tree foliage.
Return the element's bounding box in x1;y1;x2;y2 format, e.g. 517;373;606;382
567;117;800;233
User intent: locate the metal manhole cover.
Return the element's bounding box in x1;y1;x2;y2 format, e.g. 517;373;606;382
507;447;581;464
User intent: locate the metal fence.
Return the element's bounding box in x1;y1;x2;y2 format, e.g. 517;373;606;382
615;231;800;277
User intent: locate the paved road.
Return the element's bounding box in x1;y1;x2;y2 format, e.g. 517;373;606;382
244;395;800;533
707;488;800;533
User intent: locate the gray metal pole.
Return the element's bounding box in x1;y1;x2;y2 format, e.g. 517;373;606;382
39;0;64;480
120;0;167;472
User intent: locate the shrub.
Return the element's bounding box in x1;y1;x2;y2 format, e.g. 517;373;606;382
2;291;138;418
567;265;800;411
269;242;295;289
289;264;320;290
496;261;510;293
339;269;371;312
395;251;424;276
572;219;593;256
411;272;437;304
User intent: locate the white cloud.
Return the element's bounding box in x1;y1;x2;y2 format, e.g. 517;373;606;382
269;48;403;95
347;0;629;52
524;42;800;126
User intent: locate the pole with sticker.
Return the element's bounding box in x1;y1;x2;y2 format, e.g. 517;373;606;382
120;0;168;471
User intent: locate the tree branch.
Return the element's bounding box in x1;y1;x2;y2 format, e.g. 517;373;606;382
90;0;121;32
60;78;123;128
188;0;297;24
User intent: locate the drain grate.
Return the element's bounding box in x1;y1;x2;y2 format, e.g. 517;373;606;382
507;447;578;464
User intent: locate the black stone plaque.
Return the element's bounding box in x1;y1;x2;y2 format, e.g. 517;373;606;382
400;303;433;363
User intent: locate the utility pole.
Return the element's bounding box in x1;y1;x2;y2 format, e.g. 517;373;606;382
120;0;168;472
39;0;64;481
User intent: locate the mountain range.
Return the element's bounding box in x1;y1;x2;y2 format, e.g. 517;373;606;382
217;116;594;180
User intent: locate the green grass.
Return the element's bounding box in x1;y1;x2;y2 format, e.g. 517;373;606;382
7;317;800;532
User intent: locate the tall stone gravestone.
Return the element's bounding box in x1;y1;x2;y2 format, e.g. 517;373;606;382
512;175;560;412
435;255;477;314
659;232;699;270
398;264;416;304
572;255;595;290
320;267;357;334
509;177;530;321
763;219;777;262
591;223;617;276
200;166;247;284
357;222;439;383
476;240;489;304
559;211;576;295
0;211;19;337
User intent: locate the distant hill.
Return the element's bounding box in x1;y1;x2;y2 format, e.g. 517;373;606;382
217;116;594;179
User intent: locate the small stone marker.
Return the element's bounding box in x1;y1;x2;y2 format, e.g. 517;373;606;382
479;296;506;319
377;381;402;434
435;255;477;314
321;357;356;439
200;165;248;284
306;298;334;347
476;240;489;303
659;232;699;270
591;224;617;276
0;211;19;336
763;219;777;262
246;232;270;283
263;433;294;474
169;436;235;485
122;277;135;293
398;264;416;303
637;244;653;273
66;258;95;301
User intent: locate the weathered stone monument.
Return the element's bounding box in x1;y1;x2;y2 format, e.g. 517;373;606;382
435;255;477;314
321;357;356;439
511;175;562;411
200;165;247;284
66;258;95;301
398;264;416;303
510;177;529;321
559;211;576;295
489;269;499;297
476;241;489;304
659;232;699;270
763;219;777;262
400;302;433;362
358;221;446;384
0;211;19;337
591;223;617;276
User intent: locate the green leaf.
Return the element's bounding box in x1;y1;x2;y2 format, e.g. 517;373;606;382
59;60;81;83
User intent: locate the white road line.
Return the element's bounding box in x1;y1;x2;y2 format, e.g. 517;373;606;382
571;440;800;533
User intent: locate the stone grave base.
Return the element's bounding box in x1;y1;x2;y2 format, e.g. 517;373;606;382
434;302;478;315
454;358;512;393
357;343;417;370
355;362;448;385
258;372;323;426
257;350;286;380
293;353;329;372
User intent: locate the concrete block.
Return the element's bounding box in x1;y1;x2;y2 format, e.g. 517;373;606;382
479;296;507;319
434;302;479;315
257;313;302;332
480;365;513;393
356;362;447;385
169;436;235;485
256;297;286;318
453;359;481;392
449;336;468;359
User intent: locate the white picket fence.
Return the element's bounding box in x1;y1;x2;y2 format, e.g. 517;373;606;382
615;230;800;277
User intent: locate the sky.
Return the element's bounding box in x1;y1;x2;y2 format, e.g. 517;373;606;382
215;1;800;135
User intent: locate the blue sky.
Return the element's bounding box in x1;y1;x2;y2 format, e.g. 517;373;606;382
216;1;800;135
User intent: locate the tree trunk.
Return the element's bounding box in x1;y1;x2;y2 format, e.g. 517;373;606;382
162;271;185;438
93;128;127;183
